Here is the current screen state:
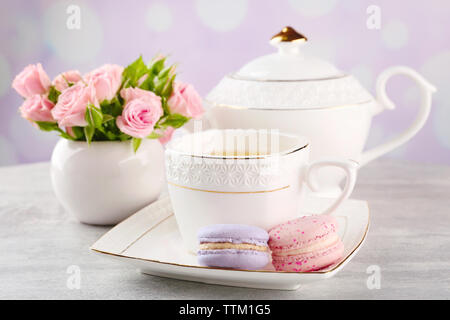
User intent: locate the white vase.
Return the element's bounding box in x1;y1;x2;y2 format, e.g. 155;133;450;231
51;138;165;225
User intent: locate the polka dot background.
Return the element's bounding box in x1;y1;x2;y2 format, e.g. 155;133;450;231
1;0;449;165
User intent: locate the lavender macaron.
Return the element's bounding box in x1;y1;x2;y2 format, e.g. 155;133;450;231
197;224;270;270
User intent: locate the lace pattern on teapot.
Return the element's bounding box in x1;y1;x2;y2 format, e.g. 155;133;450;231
206;75;373;110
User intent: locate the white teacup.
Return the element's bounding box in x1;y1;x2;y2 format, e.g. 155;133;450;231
165;129;358;252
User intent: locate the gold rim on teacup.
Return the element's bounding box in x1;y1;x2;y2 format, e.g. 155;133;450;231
165;129;309;160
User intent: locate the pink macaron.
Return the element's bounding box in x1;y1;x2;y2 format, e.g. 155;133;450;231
268;215;344;272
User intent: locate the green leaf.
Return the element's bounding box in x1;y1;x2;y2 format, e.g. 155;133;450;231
58;131;74;140
161;74;175;98
47;86;61;104
138;74;155;91
160;98;170;115
161;113;189;129
118;133;130;141
102;114;114;123
132;138;142;152
104;131;118;141
85;104;103;128
35;121;81;141
154;78;167;96
84;125;95;145
35;121;58;132
101;98;123;117
158;65;173;79
147;131;163;139
71;126;84;140
149;57;166;75
122;56;148;88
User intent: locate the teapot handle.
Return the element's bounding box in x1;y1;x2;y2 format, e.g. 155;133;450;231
360;66;436;166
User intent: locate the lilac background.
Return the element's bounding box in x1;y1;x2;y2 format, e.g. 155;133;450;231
1;0;449;165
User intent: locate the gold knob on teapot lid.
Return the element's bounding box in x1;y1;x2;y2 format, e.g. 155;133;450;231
271;26;307;43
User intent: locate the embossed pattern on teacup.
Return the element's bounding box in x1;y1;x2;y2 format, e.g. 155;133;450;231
165;153;281;188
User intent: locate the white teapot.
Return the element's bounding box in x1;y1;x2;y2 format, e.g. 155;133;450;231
205;27;436;194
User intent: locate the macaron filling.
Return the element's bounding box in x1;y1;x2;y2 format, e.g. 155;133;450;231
272;233;340;256
199;242;268;252
198;237;268;247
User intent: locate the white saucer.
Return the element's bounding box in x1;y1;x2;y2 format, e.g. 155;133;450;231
91;196;369;290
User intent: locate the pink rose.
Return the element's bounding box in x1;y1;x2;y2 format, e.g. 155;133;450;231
158;127;175;145
52;70;83;92
85;64;123;102
51;83;97;127
20;95;55;123
120;87;159;103
167;82;203;119
116;91;163;138
12;63;51;98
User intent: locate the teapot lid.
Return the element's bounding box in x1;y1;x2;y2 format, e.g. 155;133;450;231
233;26;342;81
206;27;374;110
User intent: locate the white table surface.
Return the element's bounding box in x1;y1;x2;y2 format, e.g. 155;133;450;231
0;160;449;299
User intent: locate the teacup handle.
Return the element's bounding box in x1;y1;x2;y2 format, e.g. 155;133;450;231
306;159;359;215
